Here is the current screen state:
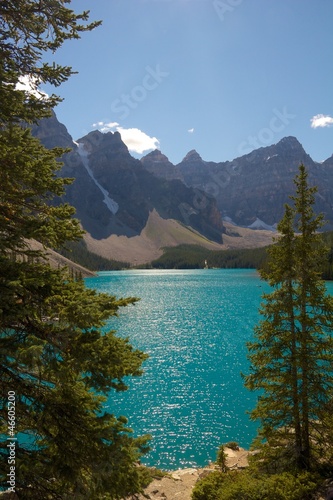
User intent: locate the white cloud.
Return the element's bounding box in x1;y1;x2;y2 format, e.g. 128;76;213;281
92;121;119;132
16;75;49;99
188;128;195;133
310;114;333;129
92;121;160;154
117;127;160;154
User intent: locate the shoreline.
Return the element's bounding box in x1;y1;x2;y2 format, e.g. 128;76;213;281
130;448;250;500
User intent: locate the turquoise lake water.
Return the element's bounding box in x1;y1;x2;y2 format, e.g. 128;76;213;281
85;269;333;471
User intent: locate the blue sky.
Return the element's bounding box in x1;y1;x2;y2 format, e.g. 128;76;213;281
45;0;333;164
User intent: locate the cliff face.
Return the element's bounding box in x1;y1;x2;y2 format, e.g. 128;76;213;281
32;113;112;239
76;130;224;242
142;138;333;229
32;112;333;265
32;114;224;244
140;149;184;182
206;137;317;227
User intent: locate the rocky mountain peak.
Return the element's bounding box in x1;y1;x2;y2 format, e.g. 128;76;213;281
278;135;301;146
140;149;184;182
32;114;224;244
141;149;171;164
78;130;129;156
32;110;333;260
171;136;333;229
182;150;204;163
322;154;333;168
240;136;311;169
275;136;306;154
31;110;74;149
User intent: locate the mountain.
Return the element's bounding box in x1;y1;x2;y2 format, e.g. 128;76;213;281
142;138;333;229
32;113;225;264
140;149;183;182
27;240;95;277
76;130;224;242
33;114;333;266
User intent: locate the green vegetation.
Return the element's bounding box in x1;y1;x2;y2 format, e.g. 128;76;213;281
192;166;333;499
322;230;333;280
216;445;228;472
0;2;150;498
150;234;333;280
151;244;268;269
224;441;240;451
57;231;333;276
192;469;319;500
245;165;333;472
59;240;130;271
1;3;333;499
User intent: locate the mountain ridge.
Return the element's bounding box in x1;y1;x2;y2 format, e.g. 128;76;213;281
32;114;226;264
142;137;333;229
31;114;332;265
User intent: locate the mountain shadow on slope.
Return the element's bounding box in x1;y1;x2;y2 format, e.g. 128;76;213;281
32;114;224;243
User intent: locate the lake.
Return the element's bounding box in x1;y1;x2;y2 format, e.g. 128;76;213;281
85;269;333;471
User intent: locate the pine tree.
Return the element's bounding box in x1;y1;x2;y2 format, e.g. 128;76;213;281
244;164;333;472
0;2;151;498
0;0;101;125
0;259;150;498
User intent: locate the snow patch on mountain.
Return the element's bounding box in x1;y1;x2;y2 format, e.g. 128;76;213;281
247;218;276;231
76;142;119;215
266;154;278;162
223;216;238;225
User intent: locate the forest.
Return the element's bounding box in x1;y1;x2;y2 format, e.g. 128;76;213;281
63;232;333;280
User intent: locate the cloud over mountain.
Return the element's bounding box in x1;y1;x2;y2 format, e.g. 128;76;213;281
92;121;159;153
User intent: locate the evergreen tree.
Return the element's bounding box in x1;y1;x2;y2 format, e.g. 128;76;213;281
0;259;150;498
0;2;150;498
0;0;101;125
244;164;333;472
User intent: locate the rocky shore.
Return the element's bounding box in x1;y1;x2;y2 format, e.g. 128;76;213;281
131;447;250;500
132;447;332;500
